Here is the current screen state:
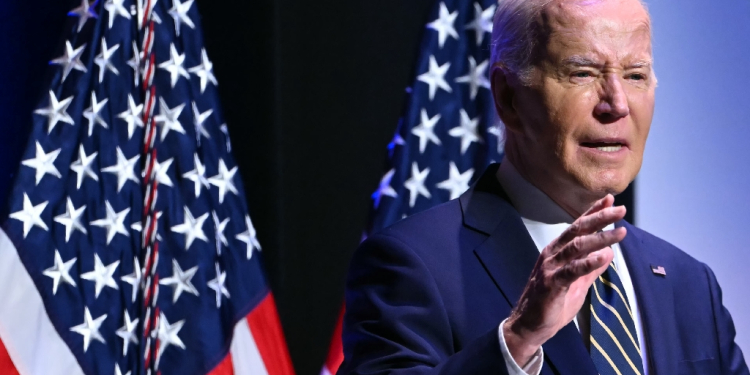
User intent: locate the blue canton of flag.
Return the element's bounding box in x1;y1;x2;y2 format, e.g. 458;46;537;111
368;0;505;235
0;0;293;374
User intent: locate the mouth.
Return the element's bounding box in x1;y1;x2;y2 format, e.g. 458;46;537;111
580;139;629;153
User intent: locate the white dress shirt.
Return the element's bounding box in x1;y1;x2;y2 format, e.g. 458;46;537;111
494;161;649;375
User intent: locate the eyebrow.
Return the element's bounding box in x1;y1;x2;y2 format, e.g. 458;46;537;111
561;56;602;67
561;56;652;69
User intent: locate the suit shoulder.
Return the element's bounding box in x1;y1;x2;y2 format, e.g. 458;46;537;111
356;199;485;269
624;222;709;271
371;199;464;245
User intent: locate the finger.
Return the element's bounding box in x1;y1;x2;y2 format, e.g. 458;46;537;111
581;194;615;217
553;227;626;264
553;248;612;285
557;205;627;245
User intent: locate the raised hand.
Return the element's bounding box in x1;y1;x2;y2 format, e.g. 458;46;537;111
503;194;627;366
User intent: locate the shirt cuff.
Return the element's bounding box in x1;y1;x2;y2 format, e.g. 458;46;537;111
498;319;544;375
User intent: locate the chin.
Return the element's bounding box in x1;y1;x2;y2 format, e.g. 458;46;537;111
576;168;635;197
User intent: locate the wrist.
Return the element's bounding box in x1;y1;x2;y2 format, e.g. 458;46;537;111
503;317;546;366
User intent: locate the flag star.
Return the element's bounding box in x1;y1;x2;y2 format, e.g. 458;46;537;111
21;141;62;185
115;364;131;375
427;2;459;48
94;40;120;83
449;109;483;154
371;169;398;209
455;57;490;100
464;3;496;46
126;42;142;87
50;41;88;82
236;215;261;259
154;97;186;141
411;109;442;153
207;262;230;308
219;124;232;152
34;91;74;134
189;49;218;94
171;207;209;250
155;313;186;367
53;198;87;242
91;201;130;245
168;0;195;36
70;307;107;353
104;0;131;28
83;92;109;136
149;157;174;187
183;154;209;198
42;249;77;295
159;44;189;88
118;94;145;140
387;133;406;157
81;254;119;298
159;259;199;303
212;211;229;255
192;102;213;146
68;0;98;32
121;257;142;303
488;124;506;154
102;147;140;192
10;193;48;238
116;310;139;356
437;162;475;200
70;145;99;189
417;56;452;100
404;162;431;208
207;159;238;204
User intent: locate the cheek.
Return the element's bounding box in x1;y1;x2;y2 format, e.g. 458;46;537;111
629;91;655;152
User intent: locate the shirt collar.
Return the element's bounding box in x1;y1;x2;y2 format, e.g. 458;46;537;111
495;160;575;225
495;160;616;252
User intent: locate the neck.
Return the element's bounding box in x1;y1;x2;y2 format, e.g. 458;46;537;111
504;141;601;219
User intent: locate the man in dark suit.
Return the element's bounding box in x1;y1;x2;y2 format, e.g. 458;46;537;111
339;0;749;374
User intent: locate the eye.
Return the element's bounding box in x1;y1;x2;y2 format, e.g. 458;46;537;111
628;73;646;81
573;71;592;78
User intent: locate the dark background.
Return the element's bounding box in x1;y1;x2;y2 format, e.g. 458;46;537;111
0;1;633;373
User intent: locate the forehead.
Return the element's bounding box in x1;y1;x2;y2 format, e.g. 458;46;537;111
538;0;652;62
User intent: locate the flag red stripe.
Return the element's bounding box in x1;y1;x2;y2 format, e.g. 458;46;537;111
247;294;295;375
0;338;19;375
324;307;345;374
208;353;234;375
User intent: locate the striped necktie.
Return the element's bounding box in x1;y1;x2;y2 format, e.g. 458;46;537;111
590;263;645;375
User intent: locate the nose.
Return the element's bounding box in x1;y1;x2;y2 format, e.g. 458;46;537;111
594;74;630;122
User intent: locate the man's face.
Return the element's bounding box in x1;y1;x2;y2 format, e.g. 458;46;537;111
506;0;655;206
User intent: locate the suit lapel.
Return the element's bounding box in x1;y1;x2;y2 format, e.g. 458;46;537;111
460;165;597;375
617;221;679;375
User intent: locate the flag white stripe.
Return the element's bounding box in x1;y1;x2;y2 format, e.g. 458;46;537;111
0;228;84;375
230;315;269;375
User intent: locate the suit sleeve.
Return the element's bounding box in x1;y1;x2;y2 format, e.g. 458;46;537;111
337;232;511;375
704;264;750;375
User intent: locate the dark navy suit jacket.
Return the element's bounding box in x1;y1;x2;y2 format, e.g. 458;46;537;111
339;165;748;375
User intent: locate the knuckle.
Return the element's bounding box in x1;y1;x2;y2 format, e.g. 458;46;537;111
596;210;605;221
571;237;583;252
568;223;581;235
558;264;577;282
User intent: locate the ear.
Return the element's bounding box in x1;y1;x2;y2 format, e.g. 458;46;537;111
490;65;522;134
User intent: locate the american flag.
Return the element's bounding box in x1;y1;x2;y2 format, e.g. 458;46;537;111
322;1;504;374
0;0;294;374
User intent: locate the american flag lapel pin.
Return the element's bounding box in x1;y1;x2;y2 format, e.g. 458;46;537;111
651;265;667;277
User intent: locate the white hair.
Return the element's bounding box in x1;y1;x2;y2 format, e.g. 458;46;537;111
489;0;649;83
489;0;553;83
